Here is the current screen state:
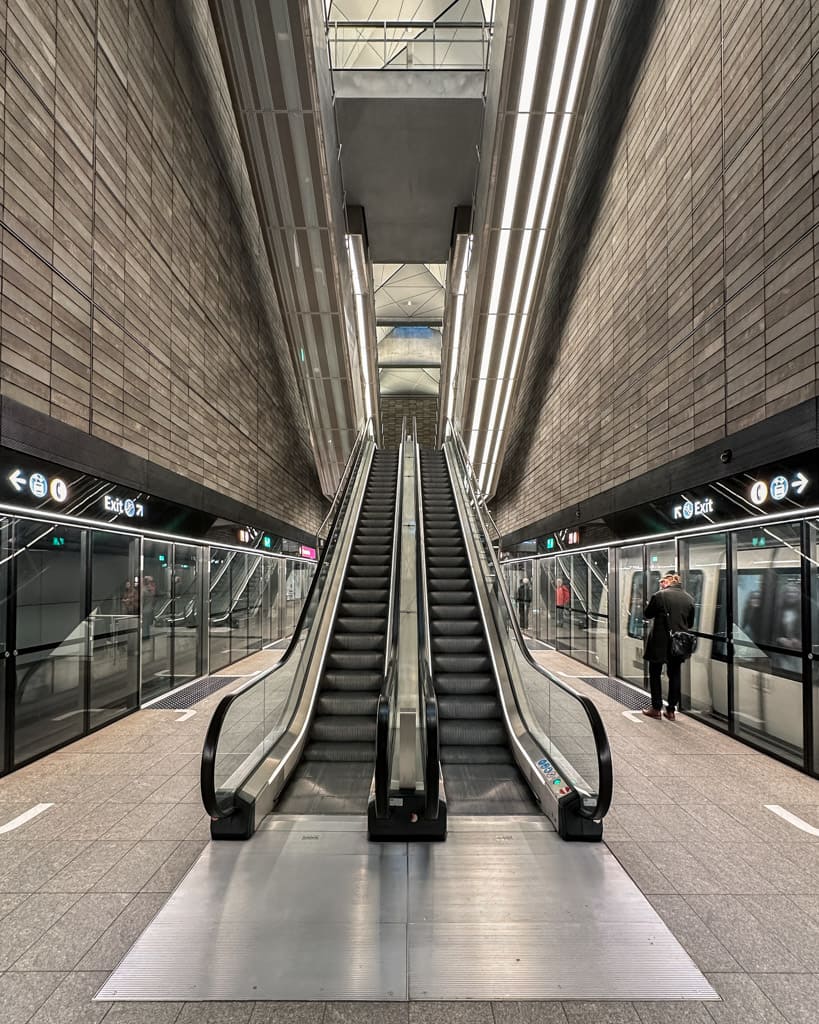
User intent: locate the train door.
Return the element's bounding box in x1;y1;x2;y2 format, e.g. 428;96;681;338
678;533;728;720
731;523;804;763
617;541;675;690
586;549;609;673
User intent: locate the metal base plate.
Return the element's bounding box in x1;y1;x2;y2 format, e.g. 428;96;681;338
97;814;716;1002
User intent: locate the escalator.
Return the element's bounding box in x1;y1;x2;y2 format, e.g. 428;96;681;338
276;450;398;812
420;451;538;815
201;421;402;838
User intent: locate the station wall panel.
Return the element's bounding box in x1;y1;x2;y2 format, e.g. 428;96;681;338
0;0;323;533
496;0;819;536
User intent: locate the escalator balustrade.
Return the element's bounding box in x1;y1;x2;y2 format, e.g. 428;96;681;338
419;451;536;814
276;450;398;810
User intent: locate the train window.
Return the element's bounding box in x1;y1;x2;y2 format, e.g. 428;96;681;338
627;571;703;639
713;568;803;679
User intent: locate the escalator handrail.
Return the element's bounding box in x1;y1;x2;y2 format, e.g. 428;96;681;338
447;427;613;821
316;421;372;548
414;418;440;818
374;419;406;817
201;420;372;820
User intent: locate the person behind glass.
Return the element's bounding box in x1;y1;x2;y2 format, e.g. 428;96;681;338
516;576;532;630
642;571;695;721
555;578;570;627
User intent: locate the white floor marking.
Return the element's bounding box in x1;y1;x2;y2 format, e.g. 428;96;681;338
0;803;54;833
176;710;196;723
622;710;644;723
765;804;819;837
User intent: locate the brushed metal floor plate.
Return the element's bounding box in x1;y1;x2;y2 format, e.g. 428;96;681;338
97;814;716;1002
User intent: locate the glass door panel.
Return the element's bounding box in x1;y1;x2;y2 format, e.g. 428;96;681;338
209;549;233;673
14;521;85;764
568;553;589;663
586;549;609;673
0;518;9;772
172;545;200;687
246;556;264;653
616;544;645;687
141;540;172;700
89;531;140;728
733;523;803;764
810;521;819;774
554;554;572;652
678;533;728;726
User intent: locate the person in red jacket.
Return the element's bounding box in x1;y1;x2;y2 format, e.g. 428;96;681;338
555;578;570;627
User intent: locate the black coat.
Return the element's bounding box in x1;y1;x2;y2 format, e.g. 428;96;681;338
643;584;695;662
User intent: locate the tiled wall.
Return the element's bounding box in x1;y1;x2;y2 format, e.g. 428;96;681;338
495;0;818;534
381;397;438;449
0;0;323;532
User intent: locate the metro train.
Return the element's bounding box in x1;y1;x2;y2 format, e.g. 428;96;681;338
512;525;808;759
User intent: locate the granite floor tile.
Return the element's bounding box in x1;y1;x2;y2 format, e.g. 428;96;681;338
491;1003;568;1024
0;840;91;892
561;1003;640;1022
248;1003;326;1023
647;895;741;972
13;892;133;970
77;892;168;971
175;1002;255;1023
0;893;80;970
750;972;819;1024
92;841;180;892
39;842;136;893
408;1002;494;1024
633;1004;713;1023
141;839;207;892
0;969;66;1024
685;894;807;972
325;1003;409;1024
0;892;29;919
604;841;677;894
701;973;788;1024
29;970;111;1023
102;1001;184;1023
144;802;209;841
789;894;819;921
101;802;172;841
736;894;819;969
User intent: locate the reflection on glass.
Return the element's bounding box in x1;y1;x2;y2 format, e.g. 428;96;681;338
679;533;728;724
209;549;233;672
586;550;609;673
89;531;140;728
141;540;172;700
616;545;644;687
172;545;200;687
14;521;85;764
732;523;803;763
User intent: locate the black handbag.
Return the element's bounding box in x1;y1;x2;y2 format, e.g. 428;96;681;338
662;594;697;660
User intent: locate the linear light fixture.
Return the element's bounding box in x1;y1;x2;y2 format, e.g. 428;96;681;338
346;233;374;423
468;0;598;493
445;234;473;426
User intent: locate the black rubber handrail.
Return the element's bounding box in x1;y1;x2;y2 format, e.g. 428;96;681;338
201;422;371;820
374;419;406;818
414;418;440;818
448;429;613;821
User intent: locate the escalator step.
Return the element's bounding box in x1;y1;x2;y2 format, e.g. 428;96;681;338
431;619;482;637
433;654;490;673
327;651;382;670
440;745;513;765
302;741;375;763
440;719;507;746
429;592;474;605
438;694;500;719
311;715;377;742
339;601;387;616
431;636;486;655
318;692;379;716
332;633;384;651
430;604;477;619
435;673;496;694
335;617;387;633
323;671;382;690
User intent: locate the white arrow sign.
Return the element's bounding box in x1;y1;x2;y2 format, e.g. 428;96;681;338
792;472;808;495
9;469;26;492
